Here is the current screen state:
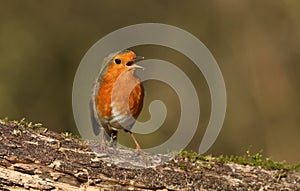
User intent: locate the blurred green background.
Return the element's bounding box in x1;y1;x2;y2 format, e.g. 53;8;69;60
1;1;299;163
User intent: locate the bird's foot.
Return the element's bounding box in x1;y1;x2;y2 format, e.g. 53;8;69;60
135;144;144;155
135;144;141;151
100;140;108;151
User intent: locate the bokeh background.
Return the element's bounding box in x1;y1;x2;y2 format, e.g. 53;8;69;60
1;1;299;164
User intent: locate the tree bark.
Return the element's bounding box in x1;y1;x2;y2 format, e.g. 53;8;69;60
0;120;299;191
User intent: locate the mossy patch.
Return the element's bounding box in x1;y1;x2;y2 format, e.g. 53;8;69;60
2;117;45;130
60;131;82;140
180;149;300;171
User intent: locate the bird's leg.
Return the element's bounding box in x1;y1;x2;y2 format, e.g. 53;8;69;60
130;132;142;151
100;127;108;150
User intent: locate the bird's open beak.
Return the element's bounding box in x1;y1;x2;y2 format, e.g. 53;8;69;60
133;56;144;62
129;56;144;70
130;64;144;69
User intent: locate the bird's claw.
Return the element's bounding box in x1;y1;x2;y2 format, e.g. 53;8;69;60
100;140;108;151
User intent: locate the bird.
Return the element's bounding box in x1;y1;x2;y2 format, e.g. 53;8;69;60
90;49;144;150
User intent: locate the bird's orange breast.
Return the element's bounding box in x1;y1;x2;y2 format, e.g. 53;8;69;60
95;65;144;121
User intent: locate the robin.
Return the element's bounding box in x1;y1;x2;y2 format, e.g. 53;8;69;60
90;50;144;150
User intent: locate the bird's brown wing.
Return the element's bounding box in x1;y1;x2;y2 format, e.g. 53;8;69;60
90;76;119;145
90;76;101;136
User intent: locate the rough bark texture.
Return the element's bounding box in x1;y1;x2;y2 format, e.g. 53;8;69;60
0;120;299;191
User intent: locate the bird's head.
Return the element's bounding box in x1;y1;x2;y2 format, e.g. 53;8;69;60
112;50;144;71
109;50;143;73
99;50;144;81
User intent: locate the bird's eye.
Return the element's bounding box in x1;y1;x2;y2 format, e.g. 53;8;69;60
114;59;121;64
